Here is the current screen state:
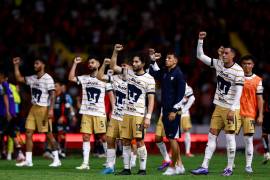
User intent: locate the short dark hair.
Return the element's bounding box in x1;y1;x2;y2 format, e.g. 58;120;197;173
35;58;47;65
224;46;237;55
167;52;179;61
240;55;256;64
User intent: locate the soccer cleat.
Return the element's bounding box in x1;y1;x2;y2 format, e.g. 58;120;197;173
190;167;209;175
186;153;194;158
137;170;146;175
175;166;185;175
15;161;33;167
162;167;176;175
262;152;270;165
76;163;90;170
245;166;253;174
115;169;131;175
158;160;171;171
49;160;62;167
101;167;114;174
222;168;233;176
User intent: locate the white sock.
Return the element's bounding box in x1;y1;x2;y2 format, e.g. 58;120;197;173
102;142;107;154
106;148;116;168
244;136;253;167
83;142;90;165
226;134;236;170
130;151;137;165
202;133;217;168
26;152;32;163
156;142;171;162
52;150;60;162
185;132;191;154
137;145;147;170
123;146;131;169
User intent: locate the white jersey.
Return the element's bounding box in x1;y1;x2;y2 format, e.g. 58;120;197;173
181;84;195;116
211;59;244;109
77;75;108;117
124;70;156;117
25;73;55;107
109;75;128;121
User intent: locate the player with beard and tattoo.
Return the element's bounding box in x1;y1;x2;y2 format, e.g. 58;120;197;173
13;57;61;167
69;57;110;170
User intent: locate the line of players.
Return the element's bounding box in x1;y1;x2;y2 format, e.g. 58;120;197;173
4;31;270;176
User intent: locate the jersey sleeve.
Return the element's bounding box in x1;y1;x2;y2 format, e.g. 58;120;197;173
185;84;194;97
256;79;264;95
47;76;55;91
106;82;113;92
146;77;156;94
25;75;33;86
76;75;84;85
235;70;245;86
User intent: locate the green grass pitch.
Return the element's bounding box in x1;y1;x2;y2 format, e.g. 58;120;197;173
0;153;269;180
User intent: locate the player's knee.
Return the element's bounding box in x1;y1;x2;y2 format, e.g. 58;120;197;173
209;128;219;136
82;133;90;141
136;138;144;148
25;130;33;139
244;133;253;137
155;135;163;143
225;130;235;134
122;138;131;146
106;137;115;148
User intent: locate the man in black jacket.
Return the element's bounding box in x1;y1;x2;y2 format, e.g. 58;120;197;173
149;50;186;175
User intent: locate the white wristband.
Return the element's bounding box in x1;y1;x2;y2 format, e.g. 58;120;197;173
145;113;151;119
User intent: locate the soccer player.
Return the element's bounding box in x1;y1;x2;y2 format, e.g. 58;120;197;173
236;55;264;173
97;45;128;174
191;32;244;176
13;57;61;167
110;46;155;175
262;75;270;164
69;56;108;170
149;50;186;175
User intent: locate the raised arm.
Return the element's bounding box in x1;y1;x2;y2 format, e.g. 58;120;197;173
148;49;162;80
197;32;212;66
69;57;82;82
13;57;25;83
97;58;111;82
110;44;123;73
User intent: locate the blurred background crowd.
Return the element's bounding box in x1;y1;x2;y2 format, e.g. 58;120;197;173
0;0;270;132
